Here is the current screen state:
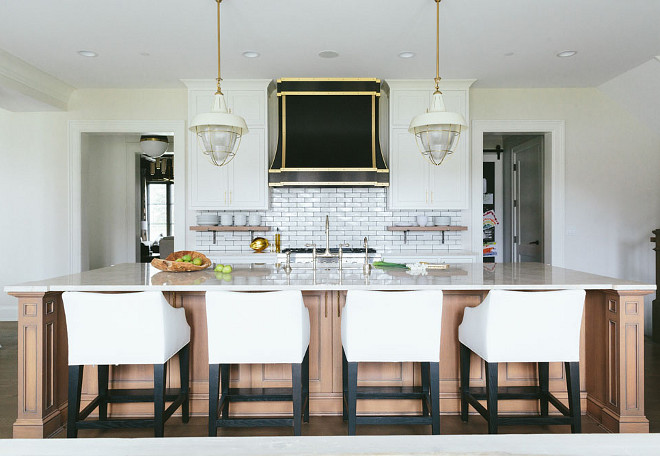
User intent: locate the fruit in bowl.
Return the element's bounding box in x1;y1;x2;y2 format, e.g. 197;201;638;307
151;251;211;272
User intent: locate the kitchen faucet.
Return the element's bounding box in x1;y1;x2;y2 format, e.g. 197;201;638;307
319;215;334;258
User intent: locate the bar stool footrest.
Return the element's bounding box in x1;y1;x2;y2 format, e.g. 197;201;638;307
106;388;184;403
76;419;156;430
216;417;295;428
356;386;428;400
225;387;295;402
356;415;434;426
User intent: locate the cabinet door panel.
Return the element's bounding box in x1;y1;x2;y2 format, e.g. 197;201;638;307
227;90;266;126
428;90;469;209
190;93;230;208
249;291;333;393
390;90;429;127
188;86;268;209
390;128;430;209
229;128;267;209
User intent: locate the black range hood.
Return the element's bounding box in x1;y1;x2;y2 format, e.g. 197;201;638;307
269;78;389;187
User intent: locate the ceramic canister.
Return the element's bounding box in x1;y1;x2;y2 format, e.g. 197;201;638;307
220;213;233;226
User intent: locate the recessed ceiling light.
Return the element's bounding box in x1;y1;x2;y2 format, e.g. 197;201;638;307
398;51;416;59
78;50;98;58
504;52;515;57
140;52;151;57
557;50;577;58
242;51;260;58
318;50;339;59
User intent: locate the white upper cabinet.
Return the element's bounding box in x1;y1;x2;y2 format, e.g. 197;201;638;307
387;80;474;210
185;80;270;210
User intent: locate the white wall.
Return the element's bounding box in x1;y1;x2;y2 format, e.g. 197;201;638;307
82;134;140;271
471;88;660;334
0;89;186;320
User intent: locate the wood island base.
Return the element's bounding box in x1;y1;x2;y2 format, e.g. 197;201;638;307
9;288;650;438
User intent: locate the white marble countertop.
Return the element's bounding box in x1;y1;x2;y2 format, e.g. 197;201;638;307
4;262;655;293
1;434;659;456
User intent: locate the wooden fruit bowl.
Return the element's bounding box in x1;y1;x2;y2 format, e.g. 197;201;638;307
150;251;211;272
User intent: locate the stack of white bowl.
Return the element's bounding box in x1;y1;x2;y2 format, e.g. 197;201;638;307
197;213;219;226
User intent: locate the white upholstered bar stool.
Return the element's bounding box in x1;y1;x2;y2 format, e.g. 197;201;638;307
458;289;585;434
341;290;444;435
206;290;310;436
62;291;191;438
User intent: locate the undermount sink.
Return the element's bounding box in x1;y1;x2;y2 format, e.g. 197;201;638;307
278;247;381;268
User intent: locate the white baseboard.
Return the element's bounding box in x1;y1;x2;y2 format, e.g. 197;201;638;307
0;304;18;321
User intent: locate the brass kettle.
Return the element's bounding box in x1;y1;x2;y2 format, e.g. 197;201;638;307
250;237;270;253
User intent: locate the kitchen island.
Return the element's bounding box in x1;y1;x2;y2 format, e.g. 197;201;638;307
5;262;655;438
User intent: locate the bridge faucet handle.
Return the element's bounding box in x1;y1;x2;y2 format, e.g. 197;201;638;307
305;243;317;251
339;243;350;248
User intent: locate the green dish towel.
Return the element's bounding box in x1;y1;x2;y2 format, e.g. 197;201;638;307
373;261;409;269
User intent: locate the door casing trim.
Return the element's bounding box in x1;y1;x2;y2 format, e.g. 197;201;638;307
470;120;565;267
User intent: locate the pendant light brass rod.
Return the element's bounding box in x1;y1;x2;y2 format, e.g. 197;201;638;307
434;0;442;93
216;0;223;95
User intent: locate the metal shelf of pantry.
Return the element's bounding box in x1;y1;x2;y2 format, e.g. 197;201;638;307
387;225;468;244
190;226;271;244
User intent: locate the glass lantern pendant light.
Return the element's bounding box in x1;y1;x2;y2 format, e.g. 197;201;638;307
409;0;466;166
189;0;248;167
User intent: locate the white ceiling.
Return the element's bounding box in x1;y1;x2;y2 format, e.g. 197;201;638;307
0;0;659;89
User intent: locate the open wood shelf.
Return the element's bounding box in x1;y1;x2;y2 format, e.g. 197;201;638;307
190;226;271;245
387;225;468;244
387;225;467;232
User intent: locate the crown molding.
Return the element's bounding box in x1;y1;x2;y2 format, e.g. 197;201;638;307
0;48;74;111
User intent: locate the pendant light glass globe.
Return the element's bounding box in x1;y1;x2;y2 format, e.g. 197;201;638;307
190;93;248;167
409;0;466;166
409;91;466;165
189;0;248;167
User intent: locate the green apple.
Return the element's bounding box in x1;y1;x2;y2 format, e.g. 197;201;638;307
182;254;192;262
192;257;202;266
175;258;184;262
221;265;232;273
214;264;224;272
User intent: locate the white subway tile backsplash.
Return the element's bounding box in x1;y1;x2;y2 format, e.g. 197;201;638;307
194;188;465;254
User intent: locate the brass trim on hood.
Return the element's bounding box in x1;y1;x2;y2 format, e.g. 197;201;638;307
278;91;380;97
269;181;389;187
277;77;381;83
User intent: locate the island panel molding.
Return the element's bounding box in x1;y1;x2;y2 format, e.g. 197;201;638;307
5;263;654;437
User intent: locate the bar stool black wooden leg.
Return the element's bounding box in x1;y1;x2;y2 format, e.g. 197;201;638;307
429;362;440;435
154;363;166;437
342;349;348;422
347;361;358;435
180;344;190;423
67;365;83;438
565;361;581;433
220;364;230;420
459;343;470;423
292;362;302;436
302;348;310;423
538;362;549;417
421;362;430;417
97;365;109;421
485;362;499;434
208;364;220;437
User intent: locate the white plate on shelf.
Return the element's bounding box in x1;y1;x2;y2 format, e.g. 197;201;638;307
197;222;218;226
394;223;409;227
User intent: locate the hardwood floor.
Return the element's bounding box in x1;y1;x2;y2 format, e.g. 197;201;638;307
1;321;658;438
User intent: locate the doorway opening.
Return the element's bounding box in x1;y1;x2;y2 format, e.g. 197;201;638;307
483;134;544;263
68;120;186;274
80;133;176;271
471;120;566;267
